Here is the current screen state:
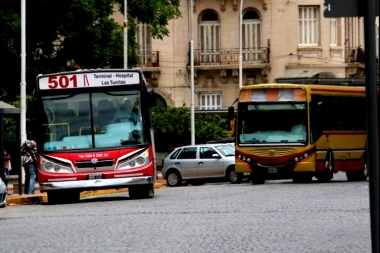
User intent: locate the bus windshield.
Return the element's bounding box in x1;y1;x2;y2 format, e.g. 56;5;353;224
237;102;307;145
41;90;147;151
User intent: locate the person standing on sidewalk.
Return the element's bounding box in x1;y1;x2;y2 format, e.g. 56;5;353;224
21;131;37;194
3;150;12;193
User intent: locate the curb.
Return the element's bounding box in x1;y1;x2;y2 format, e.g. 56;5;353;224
7;182;165;205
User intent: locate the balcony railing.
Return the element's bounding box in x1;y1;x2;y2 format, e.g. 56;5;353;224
193;48;270;66
137;51;159;68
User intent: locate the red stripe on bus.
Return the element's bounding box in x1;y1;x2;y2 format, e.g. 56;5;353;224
311;88;365;94
322;131;367;135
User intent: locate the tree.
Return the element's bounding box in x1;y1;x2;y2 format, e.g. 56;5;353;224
0;0;181;102
151;105;229;150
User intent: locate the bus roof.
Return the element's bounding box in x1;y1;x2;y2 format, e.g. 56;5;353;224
275;77;379;86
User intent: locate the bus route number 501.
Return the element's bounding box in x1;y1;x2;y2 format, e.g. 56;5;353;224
48;75;78;89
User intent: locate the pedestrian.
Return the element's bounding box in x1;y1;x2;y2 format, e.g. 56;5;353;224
3;150;12;194
21;131;37;194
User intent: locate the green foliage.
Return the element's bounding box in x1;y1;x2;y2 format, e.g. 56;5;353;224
194;114;229;144
116;0;182;40
0;0;181;102
151;105;228;147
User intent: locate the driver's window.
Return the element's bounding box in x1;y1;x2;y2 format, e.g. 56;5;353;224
200;147;218;159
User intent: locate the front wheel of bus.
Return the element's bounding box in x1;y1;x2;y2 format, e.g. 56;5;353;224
292;173;312;183
129;184;154;199
251;172;265;185
47;190;80;205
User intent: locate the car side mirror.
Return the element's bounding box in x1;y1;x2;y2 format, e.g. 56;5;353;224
212;154;221;159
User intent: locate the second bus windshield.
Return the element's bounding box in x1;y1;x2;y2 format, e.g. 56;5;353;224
40;91;146;151
238;102;307;145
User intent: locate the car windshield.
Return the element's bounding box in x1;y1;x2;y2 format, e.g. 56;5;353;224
214;145;235;156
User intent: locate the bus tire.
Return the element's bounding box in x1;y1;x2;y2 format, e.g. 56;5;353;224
346;164;368;181
47;190;80;205
292;173;312;183
227;167;243;184
129;184;154;199
166;170;182;187
251;172;265;185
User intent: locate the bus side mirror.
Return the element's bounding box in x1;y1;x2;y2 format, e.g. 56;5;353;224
228;106;234;121
147;88;157;108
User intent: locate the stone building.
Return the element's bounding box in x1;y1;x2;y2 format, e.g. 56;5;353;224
114;0;379;112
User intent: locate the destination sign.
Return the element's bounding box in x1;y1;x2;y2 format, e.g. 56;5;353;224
38;71;140;90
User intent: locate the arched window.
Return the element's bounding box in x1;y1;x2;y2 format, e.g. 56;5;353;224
242;10;262;62
198;10;220;64
154;93;167;107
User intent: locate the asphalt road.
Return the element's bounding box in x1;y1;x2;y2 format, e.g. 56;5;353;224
0;172;372;253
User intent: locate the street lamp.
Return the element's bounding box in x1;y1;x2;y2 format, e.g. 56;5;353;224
239;0;243;88
190;0;195;145
124;0;128;69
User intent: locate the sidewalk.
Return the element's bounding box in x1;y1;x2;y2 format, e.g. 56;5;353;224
6;173;166;205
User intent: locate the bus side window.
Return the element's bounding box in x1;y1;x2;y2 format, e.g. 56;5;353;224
310;101;323;143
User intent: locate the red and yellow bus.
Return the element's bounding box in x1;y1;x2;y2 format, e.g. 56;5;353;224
31;69;157;203
233;78;375;184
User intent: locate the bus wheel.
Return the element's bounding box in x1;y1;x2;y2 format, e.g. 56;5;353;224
346;165;368;181
317;172;332;182
166;170;182;187
47;190;80;204
227;167;243;184
129;184;154;199
251;172;265;185
292;173;312;183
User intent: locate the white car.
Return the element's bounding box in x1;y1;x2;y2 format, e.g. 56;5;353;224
161;143;236;187
0;177;7;208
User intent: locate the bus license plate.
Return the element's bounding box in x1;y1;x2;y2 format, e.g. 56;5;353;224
268;167;277;173
87;173;104;180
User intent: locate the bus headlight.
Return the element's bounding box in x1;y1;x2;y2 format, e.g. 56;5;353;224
54;165;60;172
136;157;145;165
294;157;299;162
45;162;53;170
40;156;74;173
246;157;251;163
117;151;150;170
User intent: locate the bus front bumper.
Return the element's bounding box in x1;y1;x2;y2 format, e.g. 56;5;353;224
39;176;154;192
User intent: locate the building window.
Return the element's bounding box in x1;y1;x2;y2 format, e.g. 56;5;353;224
330;18;338;46
242;10;262;61
199;11;220;64
299;6;319;46
137;23;152;66
200;93;222;110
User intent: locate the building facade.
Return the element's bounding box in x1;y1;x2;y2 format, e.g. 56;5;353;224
115;0;378;112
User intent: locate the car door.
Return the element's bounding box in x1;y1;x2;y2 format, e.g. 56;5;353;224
175;147;198;179
198;146;223;178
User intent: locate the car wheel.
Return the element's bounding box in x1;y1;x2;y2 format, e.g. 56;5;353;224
166;170;182;187
227;167;242;184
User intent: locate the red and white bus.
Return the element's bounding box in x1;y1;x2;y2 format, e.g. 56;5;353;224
31;69;157;203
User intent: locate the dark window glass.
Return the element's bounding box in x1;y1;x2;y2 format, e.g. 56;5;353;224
177;147;197;159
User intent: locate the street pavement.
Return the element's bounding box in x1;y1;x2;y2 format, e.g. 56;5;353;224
6;172;166;205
